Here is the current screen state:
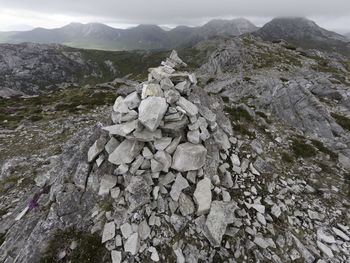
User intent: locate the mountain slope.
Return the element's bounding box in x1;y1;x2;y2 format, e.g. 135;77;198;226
0;19;258;51
254;17;350;56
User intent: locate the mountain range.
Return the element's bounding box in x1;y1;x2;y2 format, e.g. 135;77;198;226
253;17;350;56
0;18;258;51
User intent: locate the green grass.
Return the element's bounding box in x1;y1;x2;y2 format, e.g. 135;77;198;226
40;227;108;263
331;112;350;131
0;85;117;129
291;138;317;158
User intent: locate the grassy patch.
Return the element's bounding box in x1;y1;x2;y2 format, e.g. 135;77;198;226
291;138;316;158
311;139;338;161
224;106;253;122
40;227;108;263
331;112;350;131
281;152;294;163
0;85;117;129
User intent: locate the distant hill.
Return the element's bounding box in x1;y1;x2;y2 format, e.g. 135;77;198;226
345;32;350;39
0;18;258;51
253;17;350;56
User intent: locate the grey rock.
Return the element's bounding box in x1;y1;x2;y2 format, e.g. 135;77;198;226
165;136;182;154
102;222;115;243
124;91;140;109
204;201;237;247
99;175;118;196
176;97;198;117
133;129;162;141
124;232;140;255
105;137;120;154
111;250;122;263
138;220;151;240
179;193;195;216
102;120;138;137
171;143;207;172
175;81;190;94
164;89;180;104
193;178;212;215
121;223;133;239
160;77;174;90
317;241;334;258
187;129;200;144
170;173;189;201
138;97;168;132
108;139;144;165
154;151;172;172
142;83;164;99
88;137;107;162
154;137;172;151
113;96;129;113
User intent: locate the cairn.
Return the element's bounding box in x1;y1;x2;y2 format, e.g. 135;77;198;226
87;50;233;261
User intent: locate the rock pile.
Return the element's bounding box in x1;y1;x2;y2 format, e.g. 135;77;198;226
87;51;233;262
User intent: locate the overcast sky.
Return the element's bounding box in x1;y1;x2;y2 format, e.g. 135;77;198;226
0;0;349;33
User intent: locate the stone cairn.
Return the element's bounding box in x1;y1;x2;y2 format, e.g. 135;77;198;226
87;51;231;262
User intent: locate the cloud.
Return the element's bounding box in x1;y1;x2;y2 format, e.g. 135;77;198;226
0;0;349;32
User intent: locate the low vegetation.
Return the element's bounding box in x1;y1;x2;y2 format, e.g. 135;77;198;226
0;85;116;129
40;227;108;263
291;138;316;158
331;112;350;131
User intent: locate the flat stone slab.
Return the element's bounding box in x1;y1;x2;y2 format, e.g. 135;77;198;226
171;143;207;172
102;221;115;243
108;139;144;165
88;137;107;162
204;201;237;247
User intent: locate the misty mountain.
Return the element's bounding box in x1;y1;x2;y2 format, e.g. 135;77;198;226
345;32;350;39
0;18;258;51
253;17;350;56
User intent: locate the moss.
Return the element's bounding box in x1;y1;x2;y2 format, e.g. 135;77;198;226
311;139;338;161
283;45;297;51
280;77;289;82
291;138;316;158
224;106;253;122
0;176;19;194
206;77;216;84
221;96;229;103
272;39;282;44
243;77;251;82
331;112;350;131
99;200;113;211
40;227;108;263
317;162;334;174
281;152;294;163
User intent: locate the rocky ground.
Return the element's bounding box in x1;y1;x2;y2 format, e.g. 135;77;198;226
0;37;349;263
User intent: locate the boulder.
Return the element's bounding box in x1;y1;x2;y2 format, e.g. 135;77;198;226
138;97;168;132
102;222;115;243
171;143;207;172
